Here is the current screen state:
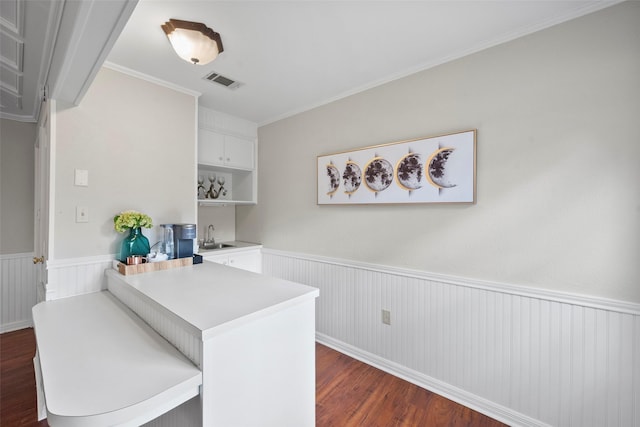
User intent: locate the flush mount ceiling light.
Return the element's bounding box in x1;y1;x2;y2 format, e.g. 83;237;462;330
161;19;224;65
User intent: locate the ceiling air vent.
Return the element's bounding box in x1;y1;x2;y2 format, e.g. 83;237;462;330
203;71;242;90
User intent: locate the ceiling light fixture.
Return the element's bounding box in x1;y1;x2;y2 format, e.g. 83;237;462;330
161;19;224;65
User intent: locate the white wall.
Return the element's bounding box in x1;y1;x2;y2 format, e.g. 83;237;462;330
52;67;197;260
0;119;36;254
237;2;640;304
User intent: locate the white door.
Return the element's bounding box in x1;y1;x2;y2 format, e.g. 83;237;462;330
34;100;52;303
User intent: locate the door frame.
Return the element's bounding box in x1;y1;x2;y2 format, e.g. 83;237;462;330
34;99;54;302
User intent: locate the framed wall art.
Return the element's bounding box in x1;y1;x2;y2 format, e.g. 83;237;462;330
317;129;476;205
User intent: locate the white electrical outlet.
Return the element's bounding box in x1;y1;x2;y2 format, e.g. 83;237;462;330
382;309;391;325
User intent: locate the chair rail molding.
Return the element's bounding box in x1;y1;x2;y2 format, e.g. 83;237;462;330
263;249;640;316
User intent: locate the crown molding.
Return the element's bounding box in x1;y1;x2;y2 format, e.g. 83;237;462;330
103;61;201;98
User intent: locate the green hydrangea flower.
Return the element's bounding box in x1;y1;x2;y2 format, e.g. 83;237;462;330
113;210;153;233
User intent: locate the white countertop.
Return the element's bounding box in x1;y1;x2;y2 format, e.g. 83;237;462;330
32;291;202;427
196;240;262;256
106;261;319;340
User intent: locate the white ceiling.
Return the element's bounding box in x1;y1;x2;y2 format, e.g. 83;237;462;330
1;0;624;125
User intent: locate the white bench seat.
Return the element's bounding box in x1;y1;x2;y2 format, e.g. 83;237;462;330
32;291;202;427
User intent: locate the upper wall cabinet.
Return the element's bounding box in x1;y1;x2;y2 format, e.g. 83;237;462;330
199;129;254;170
198;107;258;205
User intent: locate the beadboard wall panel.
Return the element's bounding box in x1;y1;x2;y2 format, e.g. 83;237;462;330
45;255;114;300
107;271;202;367
263;249;639;427
0;253;36;332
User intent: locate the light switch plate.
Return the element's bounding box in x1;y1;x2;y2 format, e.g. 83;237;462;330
75;169;89;186
76;206;89;223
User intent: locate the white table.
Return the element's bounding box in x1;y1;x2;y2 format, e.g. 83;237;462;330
32;291;202;427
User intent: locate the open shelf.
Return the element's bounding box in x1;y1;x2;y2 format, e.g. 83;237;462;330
197;164;256;206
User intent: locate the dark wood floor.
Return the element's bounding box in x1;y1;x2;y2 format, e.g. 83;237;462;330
1;328;505;426
316;343;506;427
0;329;48;427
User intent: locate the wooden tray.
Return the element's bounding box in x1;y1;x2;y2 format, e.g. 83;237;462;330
116;257;193;276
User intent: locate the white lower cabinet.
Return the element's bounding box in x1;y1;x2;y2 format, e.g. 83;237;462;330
202;249;261;273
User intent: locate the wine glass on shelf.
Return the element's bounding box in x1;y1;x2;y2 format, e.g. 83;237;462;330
197;175;205;199
208;174;217;198
217;175;227;198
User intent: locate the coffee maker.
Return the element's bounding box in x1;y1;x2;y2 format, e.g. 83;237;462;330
172;224;196;259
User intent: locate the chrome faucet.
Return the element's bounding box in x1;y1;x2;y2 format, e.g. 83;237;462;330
206;224;215;245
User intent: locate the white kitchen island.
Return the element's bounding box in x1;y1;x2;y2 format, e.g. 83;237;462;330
105;261;319;427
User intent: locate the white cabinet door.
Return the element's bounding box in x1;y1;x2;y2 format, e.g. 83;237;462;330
203;254;227;265
203;249;261;273
224;135;254;170
198;129;225;166
198;130;254;170
227;250;261;273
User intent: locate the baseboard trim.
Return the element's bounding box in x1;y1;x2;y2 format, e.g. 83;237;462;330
316;333;548;427
1;320;33;334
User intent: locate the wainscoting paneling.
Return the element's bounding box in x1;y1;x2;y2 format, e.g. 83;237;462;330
0;253;36;332
263;249;639;427
46;255;114;300
106;270;203;367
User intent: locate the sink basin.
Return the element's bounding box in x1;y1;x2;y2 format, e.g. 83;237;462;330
202;242;234;250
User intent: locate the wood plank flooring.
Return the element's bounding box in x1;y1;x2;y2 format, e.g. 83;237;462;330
316;343;506;427
0;328;48;427
1;328;506;426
